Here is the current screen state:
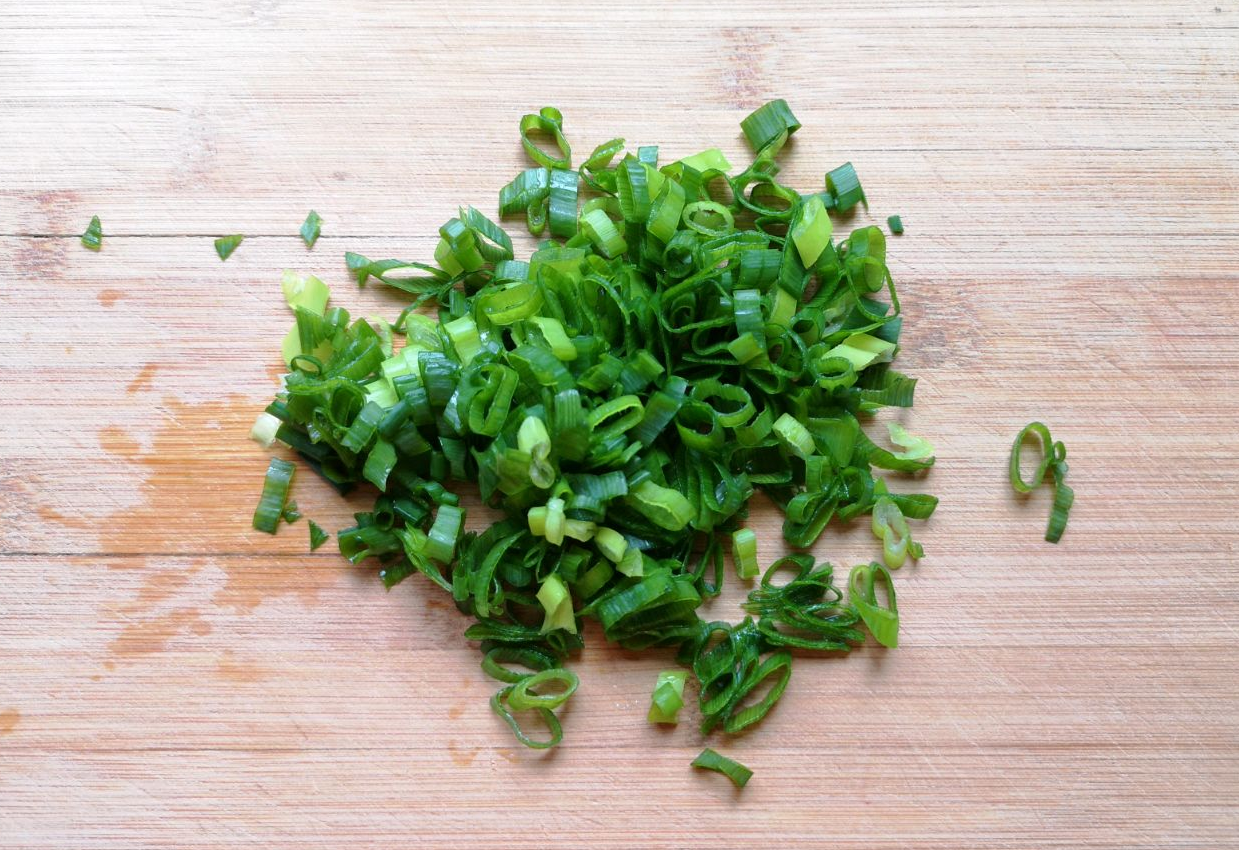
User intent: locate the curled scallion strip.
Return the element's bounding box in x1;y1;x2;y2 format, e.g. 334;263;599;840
848;562;899;648
490;685;563;750
481;645;559;684
507;668;579;711
519;107;571;169
1010;421;1074;543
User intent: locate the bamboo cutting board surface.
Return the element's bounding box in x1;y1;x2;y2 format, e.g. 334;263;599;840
1;2;1237;847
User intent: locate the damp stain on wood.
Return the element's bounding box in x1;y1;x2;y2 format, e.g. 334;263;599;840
216;650;268;683
448;741;480;767
98;289;125;307
0;709;20;736
99;425;140;457
89;395;286;553
107;607;212;659
125;363;159;395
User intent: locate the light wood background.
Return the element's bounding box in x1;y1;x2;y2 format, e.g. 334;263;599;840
2;2;1237;847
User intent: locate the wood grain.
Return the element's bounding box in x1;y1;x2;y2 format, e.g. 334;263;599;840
1;2;1237;847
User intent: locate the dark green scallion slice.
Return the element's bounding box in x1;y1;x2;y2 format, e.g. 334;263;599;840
691;748;752;788
252;458;295;534
214;234;244;261
300;210;322;247
81;215;103;251
308;519;330;551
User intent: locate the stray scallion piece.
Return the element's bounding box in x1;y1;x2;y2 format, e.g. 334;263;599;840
691;748;752;788
826;161;866;212
647;669;687;724
214;234;244;261
81;215;103;251
740;98;801;154
887;214;904;234
308;520;329;551
250;412;281;448
252;458;295;534
248;100;938;761
300;210;322;248
1010;422;1074;543
281;500;302;523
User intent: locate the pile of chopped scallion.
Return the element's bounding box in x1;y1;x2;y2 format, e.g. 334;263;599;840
249;100;938;775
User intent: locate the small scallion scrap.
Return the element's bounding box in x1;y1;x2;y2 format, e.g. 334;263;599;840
81;215;103;251
214;234;244;261
647;669;687;724
691;748;752;788
308;519;330;551
300;210;322;248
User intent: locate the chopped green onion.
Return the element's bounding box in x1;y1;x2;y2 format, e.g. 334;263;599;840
308;519;329;551
481;645;557;683
1010;422;1074;543
886;422;934;461
594;526;627;563
732;528;759;580
624;480;693;531
691;748;752;788
424;504;464;563
826;333;896;371
81;215;102;251
849;562;899;648
214;234;243;261
825;162;865;211
790;194;832;268
362;438;396;491
887;214;904;234
537;574;577;634
548;168;579;239
679;148;732;173
490;685;563;749
508;668;579;711
773;413;815;460
252;458;295;534
519;107;571;169
246;101;940;761
617;547;644;578
300;210;322;247
741;98;801;154
647;669;687;724
443;315;481;366
250;412;282;448
579;207;626;257
871;496;921;569
281;270;330;315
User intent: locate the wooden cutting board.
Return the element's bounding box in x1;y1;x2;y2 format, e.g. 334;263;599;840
2;2;1236;847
